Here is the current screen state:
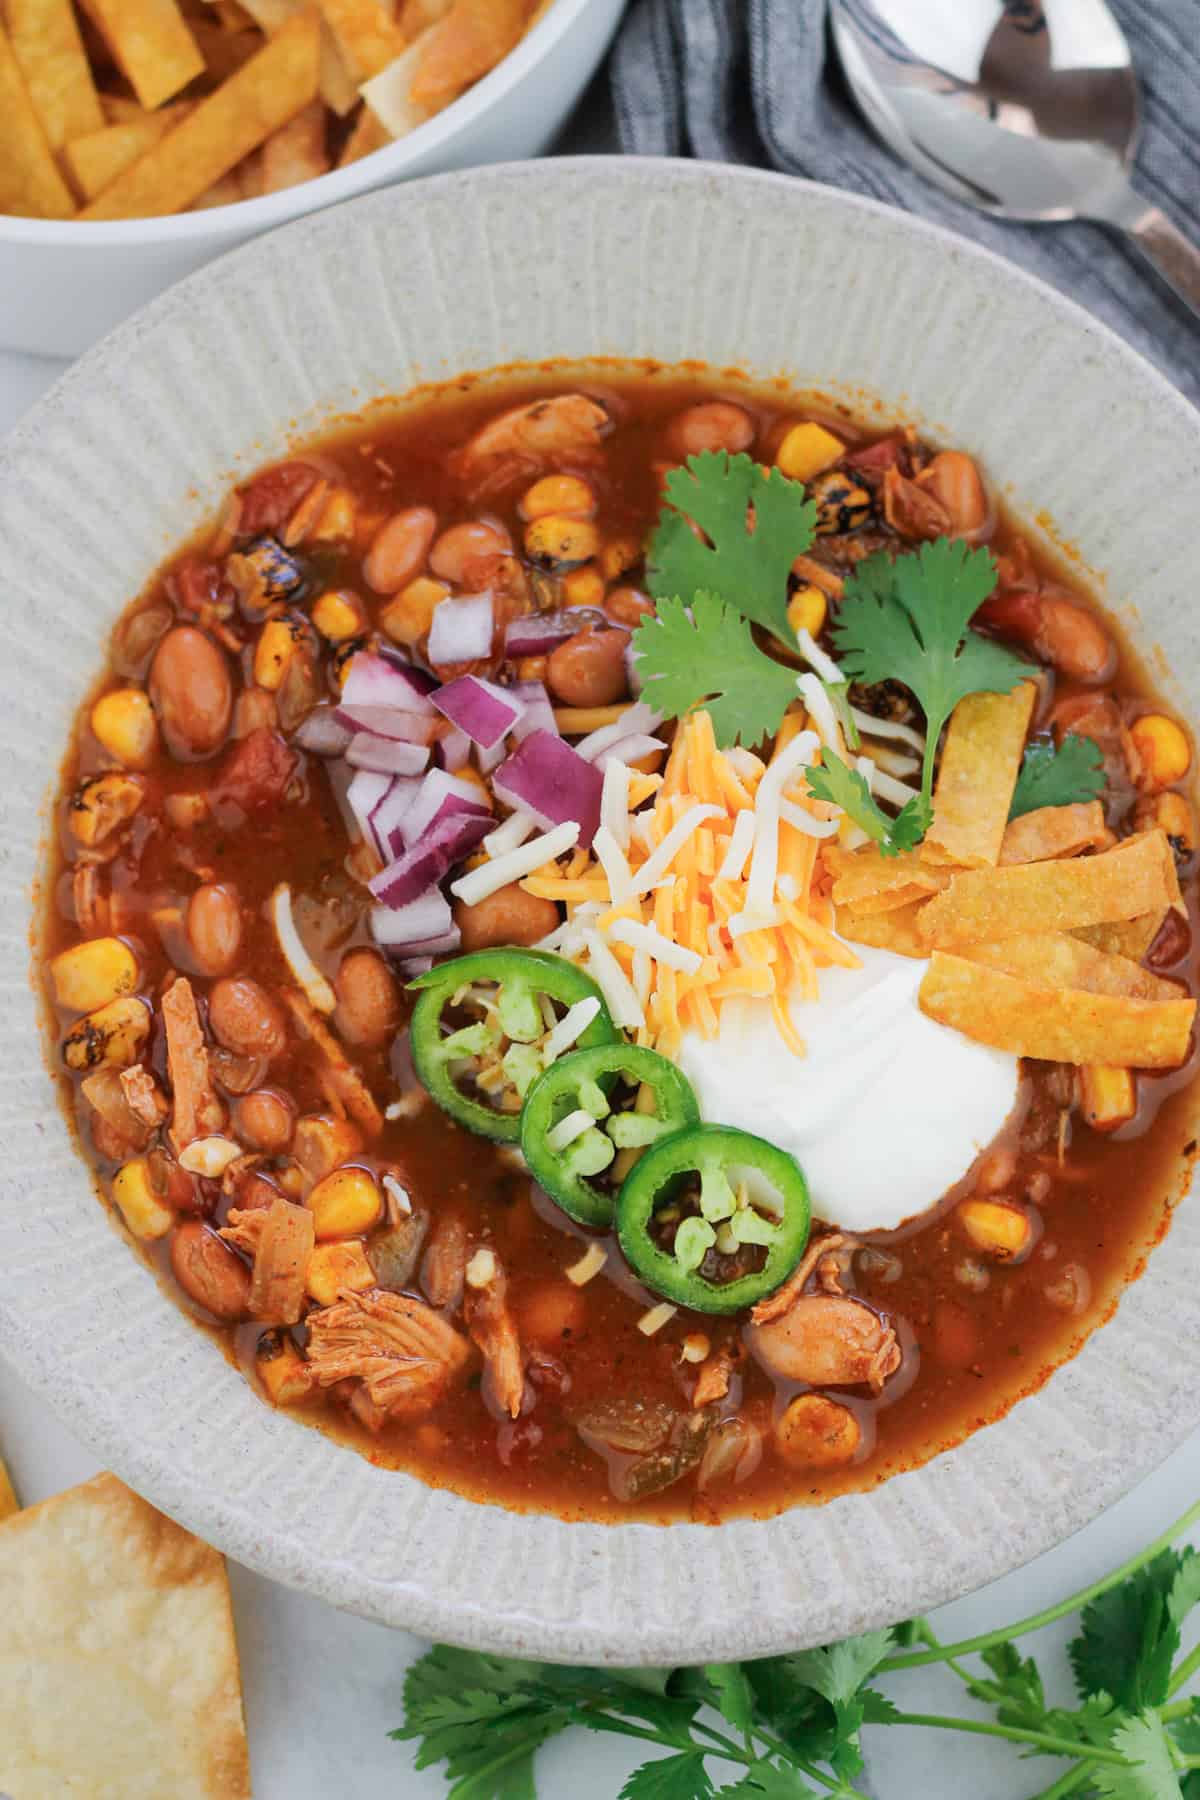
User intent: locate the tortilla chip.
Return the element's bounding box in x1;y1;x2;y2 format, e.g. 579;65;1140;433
190;18;264;80
260;93;328;190
826;843;950;911
81;10;320;219
524;0;558;25
316;0;405;80
78;0;205;108
0;1473;250;1798
918;830;1178;950
7;0;104;148
0;1455;18;1524
360;26;442;136
337;97;388;160
1075;911;1168;963
849;880;946;917
100;92;149;122
62;103;191;199
190;168;246;207
923;682;1037;869
836;897;929;959
920;951;1195;1069
409;0;524;105
241;0;359;113
399;0;452;31
999;800;1109;866
0;24;76;217
956;931;1181;1003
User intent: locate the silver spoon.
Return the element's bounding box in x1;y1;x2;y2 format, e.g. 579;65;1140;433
830;0;1200;323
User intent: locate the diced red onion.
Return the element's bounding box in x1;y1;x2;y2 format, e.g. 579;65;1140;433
346;769;392;852
503;607;607;657
573;701;664;762
368;809;491;909
476;736;507;775
377;645;439;698
346;733;430;776
335;703;441;744
369;777;423;858
433;674;524;750
508;680;559;743
369;892;453;947
397;930;462;974
401;769;491;846
491;729;603;847
342;651;436;716
292;706;352;756
427;592;494;665
438;727;472;772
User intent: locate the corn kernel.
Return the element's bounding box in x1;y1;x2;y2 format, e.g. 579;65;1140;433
62;996;151;1072
776;421;845;483
599;537;641;582
255;1331;312;1405
305;1239;375;1306
1153;791;1196;853
306;1166;382;1239
958;1199;1031;1260
562;566;606;609
308;486;356;543
49;937;139;1013
519;474;595;521
111;1158;174;1240
787;583;828;639
1080;1065;1137;1132
68;772;144;847
524;516;599;569
312;589;365;642
253;617;300;692
293;1114;364;1184
1131;714;1191;790
380;576;448;647
90;687;158;770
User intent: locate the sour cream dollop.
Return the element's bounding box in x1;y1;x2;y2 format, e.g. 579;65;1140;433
677;943;1020;1233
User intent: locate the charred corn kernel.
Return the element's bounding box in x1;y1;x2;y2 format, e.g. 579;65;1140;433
453;766;494;808
255;1331;312;1405
380;576;448;647
787;583;828;639
1080;1065;1137;1132
1131;713;1191;789
111;1158;174;1240
254;617;300;691
811;471;872;535
519;474;595;521
49;937;139;1013
331;635;366;691
69;772;144;847
562;566;606;609
90;688;158;770
1151;790;1197;853
306;1166;381;1239
308;486;356;543
63;996;150;1072
959;1199;1030;1260
599;536;641;582
305;1239;375;1306
524;515;599;569
0;1455;17;1522
311;589;365;642
776;421;844;482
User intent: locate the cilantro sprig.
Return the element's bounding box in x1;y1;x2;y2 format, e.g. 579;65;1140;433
391;1495;1200;1799
804;752;930;856
1010;733;1107;819
634;593;799;750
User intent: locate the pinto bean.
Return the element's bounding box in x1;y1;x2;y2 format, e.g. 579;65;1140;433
363;506;438;594
604;586;655;628
149;626;233;759
170;1220;251;1320
333;948;401;1049
666;401;755;459
454;883;560;952
1034;593;1117;684
232;686;278;739
921;451;989;539
186;883;243;977
232;1087;296;1154
546;627;630;707
429;520;511;584
208;977;287;1059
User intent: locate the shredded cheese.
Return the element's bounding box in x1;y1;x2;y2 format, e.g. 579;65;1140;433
796;673;844;755
851;706;926;751
581;928;645;1030
631;803;723;897
592;824;635;905
796;628;843;685
566;1242;608;1286
546;1109;598;1153
541;996;602;1063
451;820;579;905
717;809;756;882
637;1301;678;1336
382;1174;412;1216
601;757;631;850
270;883;336;1013
609;918;703;974
483;809;536;858
465;1247;497;1289
871;766;922;806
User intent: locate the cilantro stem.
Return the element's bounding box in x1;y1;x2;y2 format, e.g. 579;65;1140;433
751;1725;866;1796
1026;1766;1092;1800
880;1497;1200;1672
912;1616;977;1688
1167;1637;1200;1698
1160;1699;1196;1721
885;1712;1127;1766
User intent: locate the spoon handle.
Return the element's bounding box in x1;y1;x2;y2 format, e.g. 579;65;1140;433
1098;185;1200;325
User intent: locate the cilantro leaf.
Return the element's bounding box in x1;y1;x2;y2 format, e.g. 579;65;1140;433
718;1765;818;1797
619;1752;714;1800
1093;1712;1183;1800
965;1642;1047;1732
805;752;931;858
833;540;1035;809
632;592;798;748
1070;1549;1193;1712
690;1663;756;1736
1010;734;1106;819
753;1632;896;1781
648;452;816;647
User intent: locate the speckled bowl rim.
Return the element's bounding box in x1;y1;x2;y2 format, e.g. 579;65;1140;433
2;158;1198;1664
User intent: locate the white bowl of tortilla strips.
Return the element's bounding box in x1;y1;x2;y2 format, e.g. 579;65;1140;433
1;160;1198;1663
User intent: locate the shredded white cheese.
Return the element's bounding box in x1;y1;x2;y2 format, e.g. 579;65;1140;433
451;820;579;906
728;905;782;938
850;706;926;751
725;747;764;781
581;928;645;1030
465;1247;497;1289
632;947;652;1006
592;823;635;905
600;757;631;851
779;797;840;838
541;996;602;1064
483;809;536;859
717;808;756;882
574;702;663;762
546;1108;598;1153
382;1173;412;1216
178;1135;243;1177
566;1242;608;1286
609;918;702;974
744;730;819;919
270;883;336;1013
796;673;845;755
871;766;922;806
637;1301;678;1336
796;628;843;685
631;803;722;898
868;744;921;779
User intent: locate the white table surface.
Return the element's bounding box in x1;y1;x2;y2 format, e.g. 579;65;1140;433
2;343;1197;1800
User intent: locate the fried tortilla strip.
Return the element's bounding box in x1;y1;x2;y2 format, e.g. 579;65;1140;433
260;95;329;191
409;0;525;106
80;11;320;219
956;932;1181;1003
826;844;949;911
360;26;442;137
835;897;929;960
62;104;191;201
0;24;75;217
918;830;1178;950
919;952;1195;1068
1075;911;1168;962
847;879;950;917
7;0;103;148
78;0;205;108
240;0;359;113
316;0;405;81
0;1473;250;1798
337;97;389;161
0;1455;17;1524
923;682;1037;869
999;800;1109;866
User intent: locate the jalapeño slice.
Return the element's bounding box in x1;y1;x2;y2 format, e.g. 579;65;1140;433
521;1044;701;1228
616;1124;810;1315
408;949;617;1142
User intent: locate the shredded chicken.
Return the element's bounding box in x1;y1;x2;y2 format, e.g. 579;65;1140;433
281;987;382;1135
161;977;224;1149
750;1233;848;1326
305;1289;472;1417
464;1258;525;1421
692;1343;737;1411
81;1067;153;1151
119;1064;166;1132
451;393;610;480
421;1214;467;1310
883;466;950;541
221;1196;313;1326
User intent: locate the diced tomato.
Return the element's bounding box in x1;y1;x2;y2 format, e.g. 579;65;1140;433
844;435;902;472
217;727;298;813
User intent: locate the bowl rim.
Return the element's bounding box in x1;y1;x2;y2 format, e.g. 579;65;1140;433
0;0;603;247
4;156;1199;1663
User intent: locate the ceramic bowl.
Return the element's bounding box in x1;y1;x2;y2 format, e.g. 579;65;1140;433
2;160;1198;1663
0;0;624;358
